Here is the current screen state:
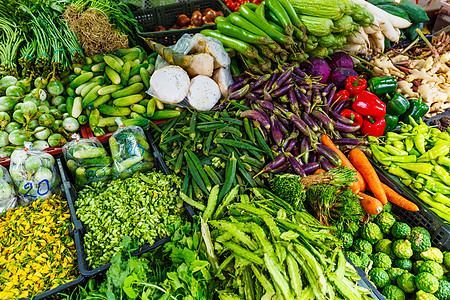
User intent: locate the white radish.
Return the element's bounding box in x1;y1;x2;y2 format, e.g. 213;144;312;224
150;66;190;104
342;43;362;53
212;67;234;98
347;32;366;45
380;19;400;42
364;26;377;35
351;0;411;28
187;75;221;111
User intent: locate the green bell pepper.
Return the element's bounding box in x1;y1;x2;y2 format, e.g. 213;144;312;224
384;114;399;134
400;98;429;124
367;76;398;97
386;93;410;115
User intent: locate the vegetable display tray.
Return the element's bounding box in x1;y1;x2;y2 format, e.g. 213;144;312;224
370;158;450;251
133;0;231;45
58;130;194;277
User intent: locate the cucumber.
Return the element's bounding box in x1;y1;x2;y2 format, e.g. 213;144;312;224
149;110;181;120
113;94;144;106
91;62;106;72
154;98;165;110
395;0;429;23
111;83;144;98
98;116;122;127
128;75;142;85
72;96;83;118
107;126;119;132
67;160;77;173
73;147;107;159
75;167;88;187
70;72;93;88
66;97;74;116
66;87;75;97
98;104;131;116
98;84;123;95
140;99;149;106
120;61;131;86
88;94;111;111
121;51;140;62
139;67;150;90
82;64;93;71
130;104;146;115
130;63;149;77
91;54;104;63
78;114;88;125
105;66;121;85
78;157;112;168
80;81;101;98
82;85;101;108
130;112;143;119
89;109;100;131
104;55;123;73
114;48;140;57
146;98;156;118
378;5;411;22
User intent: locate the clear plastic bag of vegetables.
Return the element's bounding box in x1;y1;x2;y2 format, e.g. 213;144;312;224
62;134;112;189
9;142;61;204
0;165;17;213
110;119;154;179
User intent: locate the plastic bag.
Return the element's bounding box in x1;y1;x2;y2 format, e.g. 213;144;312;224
62;135;112;189
109;122;154;179
0;165;17;213
9;142;61;204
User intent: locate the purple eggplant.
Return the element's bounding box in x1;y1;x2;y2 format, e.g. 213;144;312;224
250;74;271;91
246;93;259;102
329;110;354;125
274;103;290;113
286;113;309;136
229;84;250;100
270;68;293;92
272;162;290;173
283;138;296;152
327;86;337;107
264;73;278;94
333;100;350;114
319;156;334;171
311;109;334;131
300;136;310;165
252;87;264;94
229;78;250;93
295;88;311;109
334;122;361;133
292;146;300;157
270;115;283;146
303;162;320;174
316;144;341;166
286;152;305;176
334;138;368;145
258;100;274;111
288;89;299;114
293;67;306;78
262;154;286;173
271;84;292;98
310;151;317;163
264;90;272;102
293;74;306;84
322;84;333;97
240;110;270;129
299;84;325;90
302;112;320;132
277;115;290;129
278;119;289;135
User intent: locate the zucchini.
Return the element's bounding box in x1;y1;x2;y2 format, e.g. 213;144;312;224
113;94;144;107
88;94;111;111
70;72;93;88
299;15;334;36
98;104;131;116
290;0;345;20
82;85;101;108
150;110;181;120
378;5;411;22
111;83;144;98
105;66;121;85
98;84;123;95
396;0;429;23
72;96;83;118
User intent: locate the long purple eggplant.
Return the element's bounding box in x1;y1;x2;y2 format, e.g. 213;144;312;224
272;162;290;173
303;162;320;174
278;118;289;135
310;150;317;163
250;74;271;91
258;100;274;111
294;89;311;111
334;122;361;133
329;110;354;125
286;112;309;136
271;84;292;98
246;93;259;102
270;68;293;92
311;109;334;131
322;84;334;97
283;138;296;152
334;138;369;145
270;115;283;146
263;73;278;99
319;156;334;171
302;112;320;131
277;115;290;129
252;87;264;94
228;78;250;94
316;144;341;166
292;146;300;157
288;89;300;114
300;136;310;165
293;74;306;84
240;110;270;130
274;103;290;113
333;100;350;114
286;153;305;176
327;86;337;107
229;84;250;100
293;67;306;78
299;84;325;90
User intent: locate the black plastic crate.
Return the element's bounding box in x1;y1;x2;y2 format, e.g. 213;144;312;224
132;0;231;45
58;130;194;277
424;108;450;129
18;275;85;300
370;158;450;251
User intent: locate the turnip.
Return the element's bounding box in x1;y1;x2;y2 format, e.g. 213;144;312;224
212;67;234;98
5;122;21;133
0;131;9;147
0;181;13;200
0;76;18;90
150;66;190;105
33;140;50;151
187;75;221;111
24;155;42;172
38;113;55;127
9;130;28;146
0;112;10;130
63;117;80;132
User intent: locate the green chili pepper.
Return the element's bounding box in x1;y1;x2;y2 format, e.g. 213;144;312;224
385;144;408;156
392;141;406;151
425;180;450;195
438;132;450;141
401;179;412;186
418;144;450;161
434;193;450;207
405;137;414;152
438;156;450;168
371;145;391;166
414;133;426;154
396;163;434;175
388;165;414;180
401;124;413;133
409;148;421;157
434;165;450;185
386;132;406;141
382;155;416;163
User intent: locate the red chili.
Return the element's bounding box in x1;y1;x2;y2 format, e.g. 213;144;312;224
352;90;386;118
332;90;350;107
340;109;363;127
362;117;386;137
345;76;368;98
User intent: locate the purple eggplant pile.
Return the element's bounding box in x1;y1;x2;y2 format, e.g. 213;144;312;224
223;65;363;175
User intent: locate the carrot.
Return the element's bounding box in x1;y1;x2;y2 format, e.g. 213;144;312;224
358;192;383;215
313;169;326;175
321;135;366;193
382;183;419;212
349;149;387;205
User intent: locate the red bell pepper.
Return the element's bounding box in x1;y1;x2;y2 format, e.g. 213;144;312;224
352;90;386;119
345;76;367;97
332;90;349;107
362;117;386;137
340;109;363;127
